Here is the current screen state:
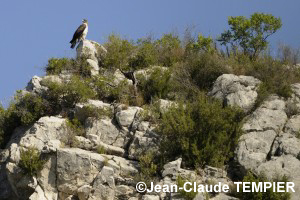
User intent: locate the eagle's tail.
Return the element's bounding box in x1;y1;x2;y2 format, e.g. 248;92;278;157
70;41;76;49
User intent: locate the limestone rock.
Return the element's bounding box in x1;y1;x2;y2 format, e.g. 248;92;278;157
209;74;261;112
75;136;93;150
256;155;300;200
284;114;300;136
135;66;168;80
40;75;62;86
36;155;58;200
6;162;35;200
76;40;106;63
142;195;160;200
86;59;99;76
77;185;92;200
26;76;45;94
104;155;139;176
128;131;159;160
242;95;287;133
113;69;133;85
56;148;105;194
75;99;112;122
162;158;182;178
115;185;134;199
29;185;47;200
12;116;67;151
235;130;277;171
85;118;129;148
272;133;300;157
115;106;143;128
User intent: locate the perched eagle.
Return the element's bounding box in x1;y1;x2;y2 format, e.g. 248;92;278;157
70;19;88;49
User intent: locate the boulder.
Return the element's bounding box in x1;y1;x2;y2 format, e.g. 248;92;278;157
85;118;129;148
5;162;35;200
77;185;92;200
12;117;66;151
86;59;99;76
87;166;116;200
209;74;261;112
162;158;182;178
36;155;58;200
26;76;44;93
235;130;277;171
234;94;300;199
76;40;106;63
135;66;168;80
40;75;62;86
113;69;133;85
29;185;47;200
284;114;300;136
103;155;139;176
128;131;159;160
272;133;300;158
56;148;105;194
242;95;287;133
115;106;143;128
256;155;300;200
115;185;135;199
142;195;160;200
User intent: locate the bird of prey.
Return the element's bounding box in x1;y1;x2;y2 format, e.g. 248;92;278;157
70;19;88;49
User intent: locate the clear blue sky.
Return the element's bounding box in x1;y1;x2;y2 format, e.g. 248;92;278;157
1;0;299;107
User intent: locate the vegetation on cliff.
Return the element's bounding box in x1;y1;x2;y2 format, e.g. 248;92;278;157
0;13;299;175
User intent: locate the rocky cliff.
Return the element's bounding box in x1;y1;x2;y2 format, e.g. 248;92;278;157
0;40;299;200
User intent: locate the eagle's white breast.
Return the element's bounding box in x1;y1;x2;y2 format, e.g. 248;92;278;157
82;23;88;40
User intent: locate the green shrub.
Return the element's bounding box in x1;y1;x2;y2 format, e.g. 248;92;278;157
91;74;116;101
135;151;158;185
155;33;184;67
46;58;71;75
46;57;92;77
96;146;107;154
137;67;173;103
234;172;291;200
0;93;53;148
60;119;82;148
140;101;161;124
13;93;52;125
180;52;230;91
177;175;198;200
103;34;135;70
66;118;85;136
19;147;45;176
159;95;244;168
128;37;158;70
44;76;96;109
75;105;113;124
247;58;300;107
91;74;138;105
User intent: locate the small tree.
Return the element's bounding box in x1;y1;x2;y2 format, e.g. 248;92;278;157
218;13;282;60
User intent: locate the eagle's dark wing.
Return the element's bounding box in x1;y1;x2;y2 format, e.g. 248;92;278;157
70;24;86;43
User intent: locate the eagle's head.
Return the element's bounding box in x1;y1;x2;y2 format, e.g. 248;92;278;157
82;19;88;24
